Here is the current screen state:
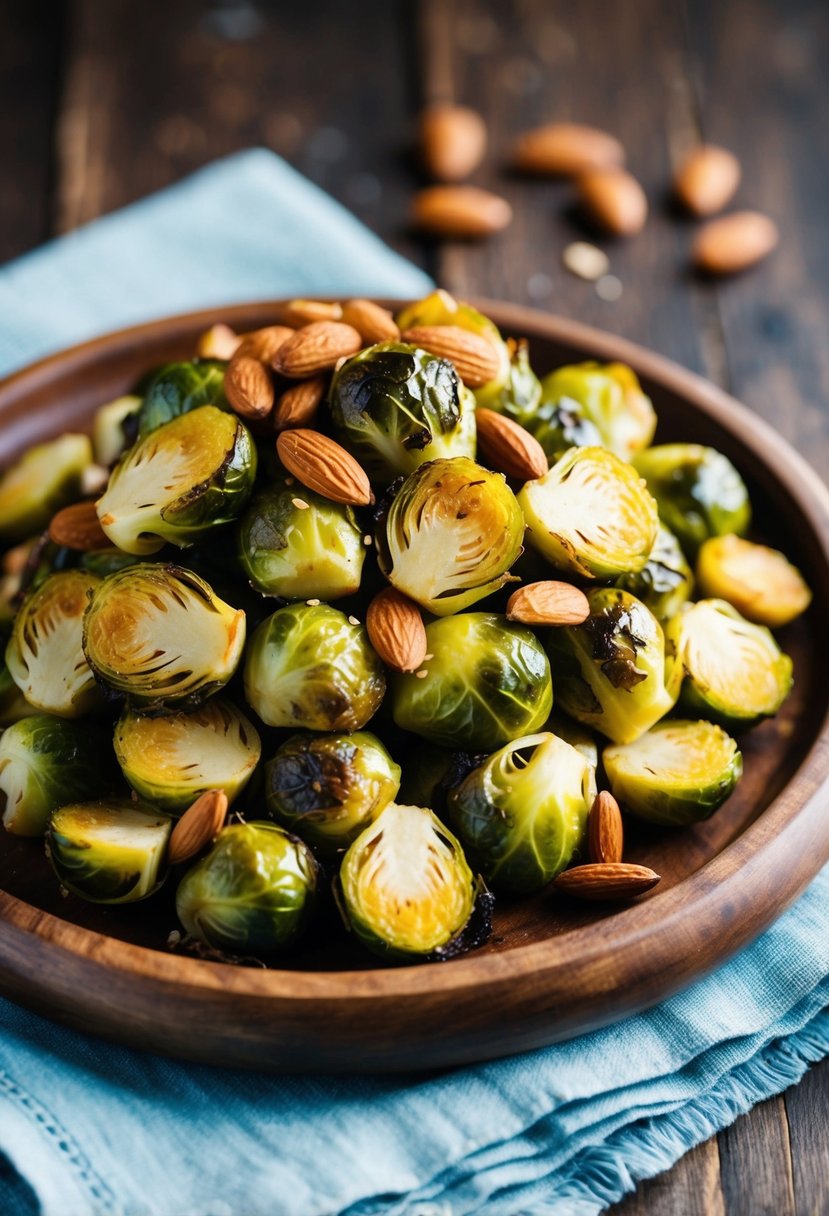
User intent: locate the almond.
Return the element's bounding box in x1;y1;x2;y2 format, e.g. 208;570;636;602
196;323;241;361
49;501;109;551
506;580;590;627
587;791;624;865
225;354;275;421
411;186;513;238
419;103;487;182
400;325;501;387
578;168;648;236
514;122;625;176
277;299;343;327
168;789;228;866
272;376;327;431
273;321;363;378
674;145;741;217
692;211;779;275
276;429;373;506
553;863;660;902
341;298;400;345
366;586;428;673
236;325;295;363
475;408;548;481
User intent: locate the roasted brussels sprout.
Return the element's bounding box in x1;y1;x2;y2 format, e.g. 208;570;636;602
244;602;385;730
6;570;103;718
83;564;246;709
339;802;483;960
329;343;477;484
0;715;116;836
393;613;552;751
0;433;92;542
545;712;599;770
376;457;524;616
176;822;318;955
396;743;485;814
114;699;261;814
538;362;656;460
264;731;400;854
238;481;365;600
527;398;603;463
518;446;658;579
665;599;792;730
93;394;141;466
633;444;751;559
447;732;595;894
616;523;694;622
136;359;229;438
474;339;542;426
97;405;256;555
0;640;35;727
546;587;677;744
696;534;811;628
47;799;172;903
604;719;742;827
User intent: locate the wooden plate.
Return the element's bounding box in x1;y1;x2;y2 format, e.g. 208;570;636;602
1;299;828;1074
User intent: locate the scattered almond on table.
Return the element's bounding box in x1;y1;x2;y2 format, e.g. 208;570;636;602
411;184;513;239
513;121;625;176
673;144;742;216
577;167;648;237
419;103;487;182
692;210;779;275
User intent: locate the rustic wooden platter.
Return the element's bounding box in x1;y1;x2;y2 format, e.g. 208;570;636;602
0;299;828;1074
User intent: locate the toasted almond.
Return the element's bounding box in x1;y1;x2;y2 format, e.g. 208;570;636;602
411;185;513;238
276;429;373;506
236;325;295;363
692;211;779;275
273;321;363;378
506;580;590;626
366;586;428;673
419;103;487;182
588;791;624;865
196;323;241;361
400;325;501;387
48;501;110;551
578;168;648;236
272;376;327;431
673;145;741;217
225;354;275;421
514;122;625;176
553;863;660;902
475;408;548;480
340;298;400;344
168;790;229;866
277;299;343;327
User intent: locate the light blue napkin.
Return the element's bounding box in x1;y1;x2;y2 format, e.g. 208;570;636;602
1;149;828;1216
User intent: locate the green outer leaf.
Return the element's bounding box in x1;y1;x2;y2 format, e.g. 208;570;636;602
137;360;229;438
537;362;656;460
615;522;694;622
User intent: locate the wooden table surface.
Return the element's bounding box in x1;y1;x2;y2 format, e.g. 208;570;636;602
2;0;828;1211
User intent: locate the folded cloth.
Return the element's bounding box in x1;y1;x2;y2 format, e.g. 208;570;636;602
1;149;828;1216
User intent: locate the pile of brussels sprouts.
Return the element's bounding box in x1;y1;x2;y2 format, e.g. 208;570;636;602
0;291;811;965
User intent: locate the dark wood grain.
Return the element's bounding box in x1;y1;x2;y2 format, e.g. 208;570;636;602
718;1096;796;1215
786;1057;829;1215
610;1140;724;1216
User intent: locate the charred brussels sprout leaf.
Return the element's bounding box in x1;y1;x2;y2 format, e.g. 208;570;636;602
176;821;318;955
527;398;603;463
244;602;385;731
83;563;246;710
397;744;486;814
604;719;742;827
114;698;261;814
696;534;811;628
474;339;542;426
97;405;256;555
136;360;229;438
0;433;93;542
518;446;658;579
93;394;141;466
393;613;552;751
538;362;656;460
546;587;677;744
376;457;524;616
0;715;116;836
616;523;694;622
264;731;400;854
633;444;751;559
47;799;172;903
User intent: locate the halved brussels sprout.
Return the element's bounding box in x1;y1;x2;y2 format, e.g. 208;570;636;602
264;731;400;854
376;457;524;616
665;599;792;730
83;564;246;709
0;433;93;542
244;603;385;730
96;405;257;555
0;637;36;726
176;821;318;956
393;613;552;751
114;699;261;814
633;444;751;559
93;394;141;466
604;719;742;827
6;570;103;718
696;534;811;628
237;481;365;600
474;339;542;426
546;587;677;744
518;446;658;579
527;398;603;463
47;799;172;903
447;732;595;894
136;359;229;438
339;802;484;960
0;715;116;836
329;343;477;484
545;712;599;770
538;362;656;460
616;523;694;622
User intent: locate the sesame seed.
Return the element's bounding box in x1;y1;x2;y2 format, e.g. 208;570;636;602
424;653;434;660
363;535;373;546
306;598;321;606
284;476;295;485
292;497;310;510
562;241;610;281
415;669;429;679
348;615;360;626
